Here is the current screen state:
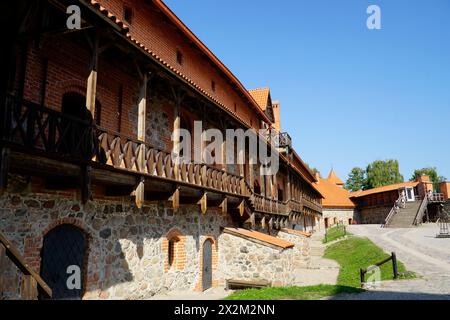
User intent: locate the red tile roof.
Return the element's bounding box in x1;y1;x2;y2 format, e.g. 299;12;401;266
223;228;294;249
248;88;270;111
314;171;356;208
350;181;419;198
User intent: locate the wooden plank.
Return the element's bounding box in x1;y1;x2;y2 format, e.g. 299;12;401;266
0;231;51;298
0;147;10;194
238;200;245;217
21;275;38;300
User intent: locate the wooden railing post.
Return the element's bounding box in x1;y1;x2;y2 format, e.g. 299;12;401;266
392;252;398;279
0;243;5;297
21;275;38;300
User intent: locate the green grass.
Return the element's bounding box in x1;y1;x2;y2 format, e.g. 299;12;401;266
225;284;363;300
225;235;416;300
324;236;416;287
323;225;347;243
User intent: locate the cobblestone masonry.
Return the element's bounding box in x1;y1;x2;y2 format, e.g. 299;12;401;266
217;230;311;287
0;176;311;299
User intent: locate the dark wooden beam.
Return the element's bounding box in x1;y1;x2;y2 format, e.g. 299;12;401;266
81;165;92;204
0;147;10;194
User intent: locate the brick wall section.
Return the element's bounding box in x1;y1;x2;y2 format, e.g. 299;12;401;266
96;0;262;130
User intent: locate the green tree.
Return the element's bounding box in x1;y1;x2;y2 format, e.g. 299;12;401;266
410;167;446;191
365;159;404;189
345;167;367;192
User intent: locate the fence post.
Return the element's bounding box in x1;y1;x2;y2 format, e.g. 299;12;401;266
360;269;365;288
392;252;398;279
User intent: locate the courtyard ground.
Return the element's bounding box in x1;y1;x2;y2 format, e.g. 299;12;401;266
329;223;450;300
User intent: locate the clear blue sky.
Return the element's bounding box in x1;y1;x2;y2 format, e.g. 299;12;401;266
164;0;450;182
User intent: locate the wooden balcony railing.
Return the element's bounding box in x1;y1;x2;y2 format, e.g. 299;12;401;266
1;95;248;198
301;197;322;214
95;128;249;196
287;199;303;213
251;194;288;216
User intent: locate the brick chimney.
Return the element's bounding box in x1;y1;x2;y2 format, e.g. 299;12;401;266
272;100;281;132
440;181;450;200
416;174;433;196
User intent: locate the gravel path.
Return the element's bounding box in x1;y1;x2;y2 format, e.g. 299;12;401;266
330;224;450;300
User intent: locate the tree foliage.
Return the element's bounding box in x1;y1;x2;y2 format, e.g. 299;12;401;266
345;167;366;192
410;167;446;191
365;160;404;189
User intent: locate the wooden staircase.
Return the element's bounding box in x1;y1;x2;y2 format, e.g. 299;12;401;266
387;201;422;228
0;231;52;299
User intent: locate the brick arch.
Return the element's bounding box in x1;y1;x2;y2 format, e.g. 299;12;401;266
162;228;186;272
29;217;91;299
195;235;218;291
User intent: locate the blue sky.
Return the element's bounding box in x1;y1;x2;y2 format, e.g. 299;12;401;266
164;0;450;182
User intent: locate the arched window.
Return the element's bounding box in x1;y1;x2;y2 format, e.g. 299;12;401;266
164;229;186;272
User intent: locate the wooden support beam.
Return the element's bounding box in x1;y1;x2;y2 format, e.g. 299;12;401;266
81;165;92;204
198;192;207;214
170;187;180;212
171;86;185;181
250;212;255;229
0;147;10;194
261;216;266;229
134;176;145;209
220;197;227;214
238;200;245;217
269;217;273;230
86;29;99;117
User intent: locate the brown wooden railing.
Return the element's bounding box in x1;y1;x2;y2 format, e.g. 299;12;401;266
0;231;52;299
287;199;303;213
95;127;248;196
2;95;249;197
301;197;322;214
251;194;288;216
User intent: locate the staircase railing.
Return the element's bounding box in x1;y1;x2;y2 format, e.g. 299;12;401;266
0;230;52;299
383;195;403;228
413;196;428;226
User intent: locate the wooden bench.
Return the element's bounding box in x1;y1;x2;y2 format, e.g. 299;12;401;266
226;279;271;290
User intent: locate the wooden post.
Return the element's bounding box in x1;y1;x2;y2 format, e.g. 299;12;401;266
81;165;92;204
21;275;38;300
86;30;99;118
238;200;245;217
0;147;10;194
286;169;292;200
392;252;398;279
0;243;5;297
360;269;365;288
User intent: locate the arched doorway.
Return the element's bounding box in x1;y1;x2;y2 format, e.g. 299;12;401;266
60;92;99;159
40;224;87;300
202;239;213;291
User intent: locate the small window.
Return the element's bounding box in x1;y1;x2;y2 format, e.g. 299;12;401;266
124;6;133;24
168;238;178;268
211;80;216;92
176;50;183;65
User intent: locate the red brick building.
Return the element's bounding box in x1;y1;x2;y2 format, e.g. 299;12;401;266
0;0;322;299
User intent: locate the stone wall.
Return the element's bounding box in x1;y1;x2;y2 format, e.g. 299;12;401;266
0;175;313;299
320;208;356;229
217;231;310;287
359;205;391;224
0;178;235;299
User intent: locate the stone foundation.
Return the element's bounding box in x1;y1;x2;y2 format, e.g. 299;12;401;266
0;175;312;299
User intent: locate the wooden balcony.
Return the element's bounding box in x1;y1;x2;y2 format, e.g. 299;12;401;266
0;95;249;212
250;194;288;216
